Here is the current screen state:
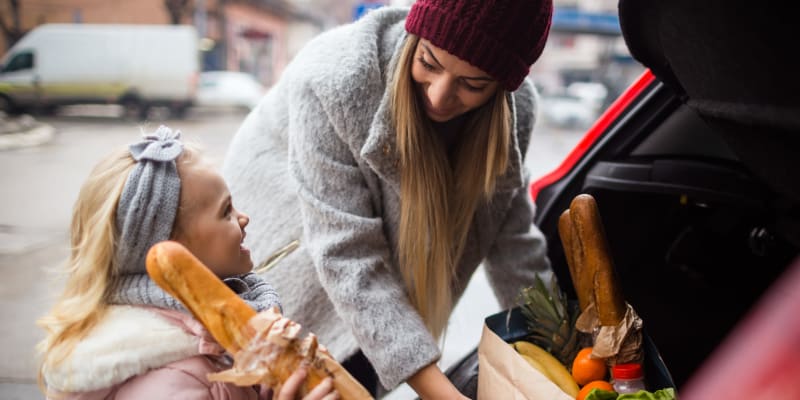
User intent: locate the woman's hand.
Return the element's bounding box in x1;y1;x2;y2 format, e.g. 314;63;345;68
270;367;339;400
407;363;471;400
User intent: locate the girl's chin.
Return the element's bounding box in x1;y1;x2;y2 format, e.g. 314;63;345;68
239;250;254;273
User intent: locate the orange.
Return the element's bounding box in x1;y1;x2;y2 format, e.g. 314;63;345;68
571;347;607;386
576;380;614;400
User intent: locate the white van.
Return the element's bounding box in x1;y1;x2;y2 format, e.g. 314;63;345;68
0;24;199;119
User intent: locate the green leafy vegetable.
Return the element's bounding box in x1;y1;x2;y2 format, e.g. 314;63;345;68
584;388;618;400
585;388;677;400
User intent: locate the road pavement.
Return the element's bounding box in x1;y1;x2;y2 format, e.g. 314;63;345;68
0;107;584;399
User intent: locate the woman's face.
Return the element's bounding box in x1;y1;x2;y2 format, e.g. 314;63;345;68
411;39;499;122
172;162;253;279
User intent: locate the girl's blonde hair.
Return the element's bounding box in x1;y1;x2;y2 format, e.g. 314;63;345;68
36;144;200;391
391;35;511;338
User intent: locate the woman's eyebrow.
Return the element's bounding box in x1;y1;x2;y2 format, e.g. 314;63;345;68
421;43;493;82
421;43;444;68
463;75;493;83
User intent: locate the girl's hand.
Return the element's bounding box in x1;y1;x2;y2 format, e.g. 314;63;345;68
273;367;339;400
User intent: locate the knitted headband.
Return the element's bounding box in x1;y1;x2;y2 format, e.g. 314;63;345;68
405;0;553;91
114;125;183;275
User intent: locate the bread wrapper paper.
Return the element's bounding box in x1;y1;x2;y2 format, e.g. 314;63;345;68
576;302;644;364
208;307;371;399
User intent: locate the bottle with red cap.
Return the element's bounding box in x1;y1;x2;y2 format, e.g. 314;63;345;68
611;363;646;394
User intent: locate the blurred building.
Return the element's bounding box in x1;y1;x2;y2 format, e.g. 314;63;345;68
2;0;643;97
533;0;644;104
0;0;325;87
294;0;642;104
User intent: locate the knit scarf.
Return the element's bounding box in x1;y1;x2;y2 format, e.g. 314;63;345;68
110;272;281;313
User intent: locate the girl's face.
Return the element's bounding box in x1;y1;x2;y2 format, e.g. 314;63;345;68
411;39;499;122
172;162;252;279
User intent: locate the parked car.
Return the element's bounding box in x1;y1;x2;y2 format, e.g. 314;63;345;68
0;24;199;119
539;94;598;129
446;0;799;396
565;81;608;109
195;71;265;111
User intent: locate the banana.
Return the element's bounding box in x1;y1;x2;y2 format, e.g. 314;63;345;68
513;341;580;397
519;353;553;381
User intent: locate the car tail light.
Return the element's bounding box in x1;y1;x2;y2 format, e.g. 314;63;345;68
529;69;656;202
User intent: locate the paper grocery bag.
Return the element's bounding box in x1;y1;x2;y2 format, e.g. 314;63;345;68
477;324;573;400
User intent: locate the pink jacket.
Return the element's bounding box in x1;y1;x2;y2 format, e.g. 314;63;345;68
43;306;264;400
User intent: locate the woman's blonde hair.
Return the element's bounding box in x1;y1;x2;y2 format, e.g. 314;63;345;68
391;34;511;338
36;143;200;392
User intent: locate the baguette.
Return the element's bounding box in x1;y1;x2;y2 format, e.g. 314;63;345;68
558;209;592;312
145;240;373;400
569;194;626;326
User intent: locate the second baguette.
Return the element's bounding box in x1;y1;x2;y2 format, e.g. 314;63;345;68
569;194;626;326
558;209;592;312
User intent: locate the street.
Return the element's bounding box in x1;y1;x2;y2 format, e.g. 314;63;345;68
0;107;584;399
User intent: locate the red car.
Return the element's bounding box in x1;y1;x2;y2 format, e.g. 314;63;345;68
447;0;799;397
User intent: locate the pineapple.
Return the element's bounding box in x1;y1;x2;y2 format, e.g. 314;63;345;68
518;274;581;367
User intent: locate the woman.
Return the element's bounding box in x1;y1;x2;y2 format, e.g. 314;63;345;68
222;0;555;398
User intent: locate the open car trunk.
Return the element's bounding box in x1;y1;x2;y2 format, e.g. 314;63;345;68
446;0;800;394
539;0;800;388
538;0;800;387
535;93;798;386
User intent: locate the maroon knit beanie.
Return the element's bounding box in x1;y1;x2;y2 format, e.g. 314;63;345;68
405;0;553;91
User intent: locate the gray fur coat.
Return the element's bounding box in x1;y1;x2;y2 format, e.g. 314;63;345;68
222;7;552;390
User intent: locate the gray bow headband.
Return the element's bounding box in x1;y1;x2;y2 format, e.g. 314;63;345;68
114;125;183;275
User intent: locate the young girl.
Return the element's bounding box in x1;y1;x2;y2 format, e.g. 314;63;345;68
36;126;337;400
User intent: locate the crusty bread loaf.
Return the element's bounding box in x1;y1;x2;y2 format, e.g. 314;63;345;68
569;194;626;326
145;241;373;399
558;209;592;312
146;240;256;352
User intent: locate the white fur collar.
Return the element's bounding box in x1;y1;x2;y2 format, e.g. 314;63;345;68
44;306;201;392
